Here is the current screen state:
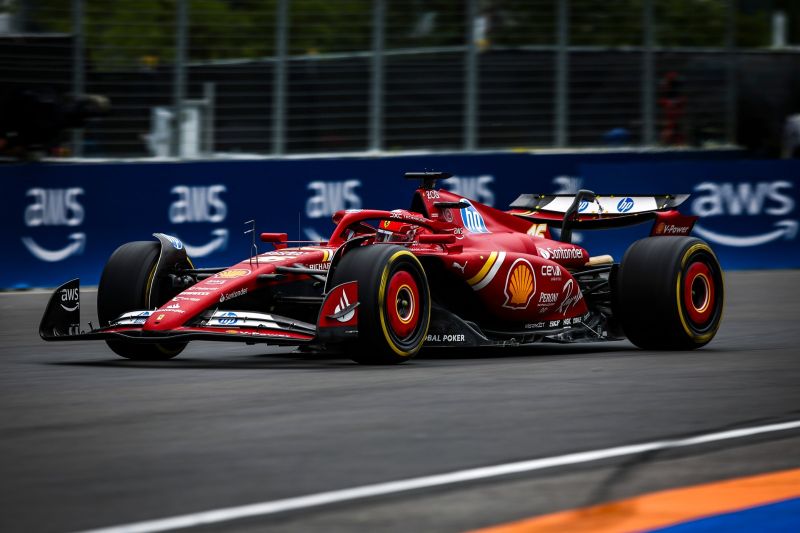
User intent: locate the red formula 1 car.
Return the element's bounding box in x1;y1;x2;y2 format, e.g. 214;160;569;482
40;172;724;364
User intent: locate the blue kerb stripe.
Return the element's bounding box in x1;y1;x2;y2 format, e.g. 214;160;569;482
648;497;800;532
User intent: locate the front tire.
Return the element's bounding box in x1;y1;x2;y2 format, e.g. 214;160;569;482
615;237;724;350
97;241;186;360
330;245;431;364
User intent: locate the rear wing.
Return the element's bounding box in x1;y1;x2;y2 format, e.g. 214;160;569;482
509;190;696;243
510;193;689;216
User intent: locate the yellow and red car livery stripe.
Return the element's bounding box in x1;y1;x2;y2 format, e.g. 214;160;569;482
467;251;506;291
298;247;333;262
469;468;800;533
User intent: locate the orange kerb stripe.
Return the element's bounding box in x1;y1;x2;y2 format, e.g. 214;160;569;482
468;468;800;533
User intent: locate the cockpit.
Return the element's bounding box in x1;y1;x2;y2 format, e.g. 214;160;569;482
332;208;428;245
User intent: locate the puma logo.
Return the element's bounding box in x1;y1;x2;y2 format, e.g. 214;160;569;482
452;261;467;273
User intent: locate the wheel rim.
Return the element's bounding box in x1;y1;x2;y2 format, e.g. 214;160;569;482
385;270;420;340
684;260;715;326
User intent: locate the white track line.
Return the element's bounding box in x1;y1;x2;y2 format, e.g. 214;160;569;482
78;419;800;533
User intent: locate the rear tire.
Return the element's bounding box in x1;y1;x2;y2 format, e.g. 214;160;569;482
330;245;431;364
615;237;724;350
97;241;186;360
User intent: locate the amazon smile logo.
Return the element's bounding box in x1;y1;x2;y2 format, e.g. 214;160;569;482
22;187;87;262
181;228;228;257
60;287;80;312
691;181;797;248
693;220;797;247
22;233;87;262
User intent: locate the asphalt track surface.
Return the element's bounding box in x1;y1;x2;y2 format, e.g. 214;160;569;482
1;271;799;533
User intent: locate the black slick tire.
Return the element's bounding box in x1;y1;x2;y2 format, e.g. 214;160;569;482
330;245;431;364
97;241;186;360
615;236;724;350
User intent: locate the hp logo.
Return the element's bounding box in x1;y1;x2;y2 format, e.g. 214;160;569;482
578;200;589;212
459;201;490;234
164;235;184;250
218;312;238;325
617;197;635;213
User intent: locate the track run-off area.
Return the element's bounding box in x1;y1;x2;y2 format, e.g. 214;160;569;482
1;270;799;532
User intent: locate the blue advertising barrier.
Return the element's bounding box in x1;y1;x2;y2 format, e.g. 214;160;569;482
578;160;800;270
1;150;796;288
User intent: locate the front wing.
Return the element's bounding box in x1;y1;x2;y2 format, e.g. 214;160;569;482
39;279;317;345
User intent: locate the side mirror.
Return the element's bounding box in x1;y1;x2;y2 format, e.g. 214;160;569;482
260;232;287;243
418;233;456;245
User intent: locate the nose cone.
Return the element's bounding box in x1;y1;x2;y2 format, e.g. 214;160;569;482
143;267;256;331
140;247;334;332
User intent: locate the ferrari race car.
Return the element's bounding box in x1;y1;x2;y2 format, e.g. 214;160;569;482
40;172;724;364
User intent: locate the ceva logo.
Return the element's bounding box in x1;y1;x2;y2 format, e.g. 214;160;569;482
691;181;797;247
169;185;229;257
22;188;87;262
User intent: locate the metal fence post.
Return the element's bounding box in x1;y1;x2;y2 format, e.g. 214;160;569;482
273;0;289;155
71;0;84;157
203;82;215;155
369;0;385;152
554;0;569;147
464;0;478;151
725;0;737;145
172;0;188;158
641;0;655;145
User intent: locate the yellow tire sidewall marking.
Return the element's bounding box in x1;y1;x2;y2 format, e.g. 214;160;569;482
675;243;721;343
378;250;431;357
144;250;183;356
144;260;158;310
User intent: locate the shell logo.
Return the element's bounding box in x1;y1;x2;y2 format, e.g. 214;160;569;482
503;258;536;309
215;269;251;279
